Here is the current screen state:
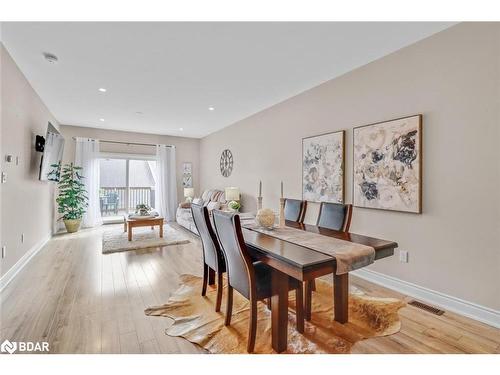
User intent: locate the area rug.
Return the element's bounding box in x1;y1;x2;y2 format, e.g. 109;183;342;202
102;225;190;254
145;274;406;354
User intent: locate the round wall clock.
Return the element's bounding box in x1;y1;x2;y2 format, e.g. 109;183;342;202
220;149;233;177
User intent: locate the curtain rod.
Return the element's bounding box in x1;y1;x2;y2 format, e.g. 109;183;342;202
72;137;174;148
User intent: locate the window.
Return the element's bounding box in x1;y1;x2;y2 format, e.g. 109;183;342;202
99;155;156;222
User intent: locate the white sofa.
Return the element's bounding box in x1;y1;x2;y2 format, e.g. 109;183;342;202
176;189;227;234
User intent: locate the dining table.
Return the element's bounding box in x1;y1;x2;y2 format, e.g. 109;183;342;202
241;220;398;353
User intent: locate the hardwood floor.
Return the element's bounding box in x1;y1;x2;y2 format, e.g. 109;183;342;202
1;224;498;354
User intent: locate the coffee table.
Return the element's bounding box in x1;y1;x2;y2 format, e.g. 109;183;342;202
124;215;164;241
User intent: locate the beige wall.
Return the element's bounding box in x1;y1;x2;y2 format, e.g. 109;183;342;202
59;125;200;205
1;44;59;278
200;23;500;310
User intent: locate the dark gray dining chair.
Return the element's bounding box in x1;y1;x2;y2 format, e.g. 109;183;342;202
284;198;306;223
317;202;353;232
213;210;304;353
191;203;226;312
305;202;353;320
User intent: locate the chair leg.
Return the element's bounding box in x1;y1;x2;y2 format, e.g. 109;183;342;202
247;298;257;353
208;267;216;285
224;285;233;326
201;263;208;296
295;285;304;333
215;271;223;312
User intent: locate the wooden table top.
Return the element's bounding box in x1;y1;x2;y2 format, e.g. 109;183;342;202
284;221;398;252
242;220;398;270
126;216;164;222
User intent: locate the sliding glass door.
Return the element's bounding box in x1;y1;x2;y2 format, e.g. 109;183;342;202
99;154;156;222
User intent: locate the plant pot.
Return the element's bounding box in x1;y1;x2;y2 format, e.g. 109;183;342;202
64;219;82;233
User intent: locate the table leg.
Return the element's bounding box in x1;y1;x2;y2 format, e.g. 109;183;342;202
333;273;349;323
159;222;163;238
304;280;313;321
271;269;289;353
128;224;132;241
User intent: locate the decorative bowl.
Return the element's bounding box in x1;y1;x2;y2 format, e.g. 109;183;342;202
255;208;276;229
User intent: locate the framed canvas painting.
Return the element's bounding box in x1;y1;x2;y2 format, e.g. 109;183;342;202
302;130;345;203
353;114;422;213
182;162;193;188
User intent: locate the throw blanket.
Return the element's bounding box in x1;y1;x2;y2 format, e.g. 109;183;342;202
243;224;375;275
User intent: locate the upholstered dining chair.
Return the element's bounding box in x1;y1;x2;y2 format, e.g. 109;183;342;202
191;203;226;312
317;202;353;232
305;202;353;320
213;210;304;353
284;198;306;223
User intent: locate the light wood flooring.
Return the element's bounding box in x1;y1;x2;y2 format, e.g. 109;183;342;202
1;224;499;354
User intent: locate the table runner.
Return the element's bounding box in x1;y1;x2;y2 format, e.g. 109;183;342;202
243;224;375;275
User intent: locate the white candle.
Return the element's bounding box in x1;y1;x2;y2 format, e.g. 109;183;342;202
281;181;283;198
259;180;262;197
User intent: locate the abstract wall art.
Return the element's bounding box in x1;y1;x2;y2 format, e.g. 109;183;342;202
302;130;345;203
182;162;193;188
353;115;422;213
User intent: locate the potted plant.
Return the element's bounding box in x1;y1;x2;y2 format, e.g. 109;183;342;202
228;200;241;212
54;162;88;233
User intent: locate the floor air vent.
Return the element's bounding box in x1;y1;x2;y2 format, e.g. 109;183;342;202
408;300;445;315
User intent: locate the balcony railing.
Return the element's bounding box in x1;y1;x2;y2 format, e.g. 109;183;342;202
100;187;155;215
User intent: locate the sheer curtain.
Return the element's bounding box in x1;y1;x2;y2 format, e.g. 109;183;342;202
155;145;177;221
75;137;102;227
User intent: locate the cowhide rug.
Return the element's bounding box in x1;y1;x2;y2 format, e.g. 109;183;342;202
145;274;406;354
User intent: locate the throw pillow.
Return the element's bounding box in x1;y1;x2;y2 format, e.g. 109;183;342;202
206;201;221;212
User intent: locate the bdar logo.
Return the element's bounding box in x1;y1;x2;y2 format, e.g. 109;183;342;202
1;339;17;354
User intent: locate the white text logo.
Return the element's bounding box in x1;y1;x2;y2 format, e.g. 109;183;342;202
1;339;49;354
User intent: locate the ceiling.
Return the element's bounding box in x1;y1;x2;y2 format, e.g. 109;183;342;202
1;22;454;138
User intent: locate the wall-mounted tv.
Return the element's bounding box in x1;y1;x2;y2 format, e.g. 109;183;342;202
39;122;65;181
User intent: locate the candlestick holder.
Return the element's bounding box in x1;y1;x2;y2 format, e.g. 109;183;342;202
257;196;263;211
279;197;285;228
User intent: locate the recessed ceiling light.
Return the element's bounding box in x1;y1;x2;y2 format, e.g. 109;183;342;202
179;127;184;131
208;107;215;111
98;88;107;92
43;52;59;64
99;118;105;122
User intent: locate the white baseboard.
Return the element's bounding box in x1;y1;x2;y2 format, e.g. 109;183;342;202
0;233;52;293
352;268;500;329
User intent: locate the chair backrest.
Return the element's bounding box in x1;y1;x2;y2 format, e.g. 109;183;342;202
191;203;224;271
213;210;254;298
317;202;353;232
284;198;306;223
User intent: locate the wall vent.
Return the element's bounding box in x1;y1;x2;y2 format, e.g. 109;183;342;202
408;300;445;315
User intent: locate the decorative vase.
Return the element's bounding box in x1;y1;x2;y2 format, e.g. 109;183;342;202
64;218;82;233
255;208;276;229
